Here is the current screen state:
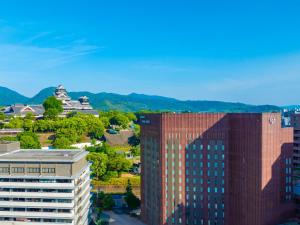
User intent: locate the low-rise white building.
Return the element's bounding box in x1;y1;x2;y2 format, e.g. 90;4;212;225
0;141;91;225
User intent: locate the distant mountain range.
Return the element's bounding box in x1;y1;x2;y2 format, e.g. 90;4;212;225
0;86;282;112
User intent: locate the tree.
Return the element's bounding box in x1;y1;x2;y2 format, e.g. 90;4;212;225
0;112;5;121
101;193;115;210
85;116;105;139
126;179;133;193
23;119;34;131
53;136;72;149
100;116;110;128
55;128;80;144
126;112;137;122
17;132;41;149
43;96;63;119
130;145;140;156
125;180;140;210
4;117;23;128
33;119;55;132
24;112;35;120
107;154;132;177
109;113;129;129
87;152;108;180
128;135;140;146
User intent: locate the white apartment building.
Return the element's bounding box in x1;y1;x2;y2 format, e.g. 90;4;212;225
0;141;91;225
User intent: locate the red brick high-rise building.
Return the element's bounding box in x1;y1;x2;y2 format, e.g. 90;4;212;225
140;113;294;225
291;113;300;217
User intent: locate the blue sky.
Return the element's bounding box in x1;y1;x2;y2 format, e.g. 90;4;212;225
0;0;300;105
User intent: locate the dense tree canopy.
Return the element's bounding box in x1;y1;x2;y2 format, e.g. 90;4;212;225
17;132;41;149
107;154;132;177
43;96;63;119
86;143;133;180
87;152;108;180
109;113;129;129
4;118;23;129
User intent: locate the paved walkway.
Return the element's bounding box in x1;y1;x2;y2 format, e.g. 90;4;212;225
102;211;145;225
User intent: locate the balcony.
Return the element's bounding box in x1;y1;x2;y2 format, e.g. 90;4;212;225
0;210;74;219
0;200;74;209
0;191;74;199
0;182;74;189
0;222;75;225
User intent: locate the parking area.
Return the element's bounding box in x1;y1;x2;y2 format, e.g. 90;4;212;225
101;211;145;225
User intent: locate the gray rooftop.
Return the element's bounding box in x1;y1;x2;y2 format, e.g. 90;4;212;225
0;141;87;163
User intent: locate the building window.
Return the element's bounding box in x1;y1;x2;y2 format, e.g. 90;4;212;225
27;168;40;173
12;167;24;173
0;167;9;173
42;168;56;173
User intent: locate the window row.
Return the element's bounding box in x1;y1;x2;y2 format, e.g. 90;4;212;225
0;167;56;174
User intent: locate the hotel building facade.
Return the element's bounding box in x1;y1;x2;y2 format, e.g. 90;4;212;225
141;113;294;225
291;113;300;217
0;141;91;225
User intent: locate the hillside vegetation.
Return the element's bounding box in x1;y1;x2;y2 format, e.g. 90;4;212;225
0;86;281;112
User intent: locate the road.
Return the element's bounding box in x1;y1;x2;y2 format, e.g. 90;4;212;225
102;211;145;225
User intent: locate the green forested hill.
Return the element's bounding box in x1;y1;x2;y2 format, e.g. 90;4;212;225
0;87;29;105
0;86;281;112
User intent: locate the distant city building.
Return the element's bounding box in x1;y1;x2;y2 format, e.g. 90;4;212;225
54;85;99;117
0;141;91;225
140;113;294;225
3;104;44;118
